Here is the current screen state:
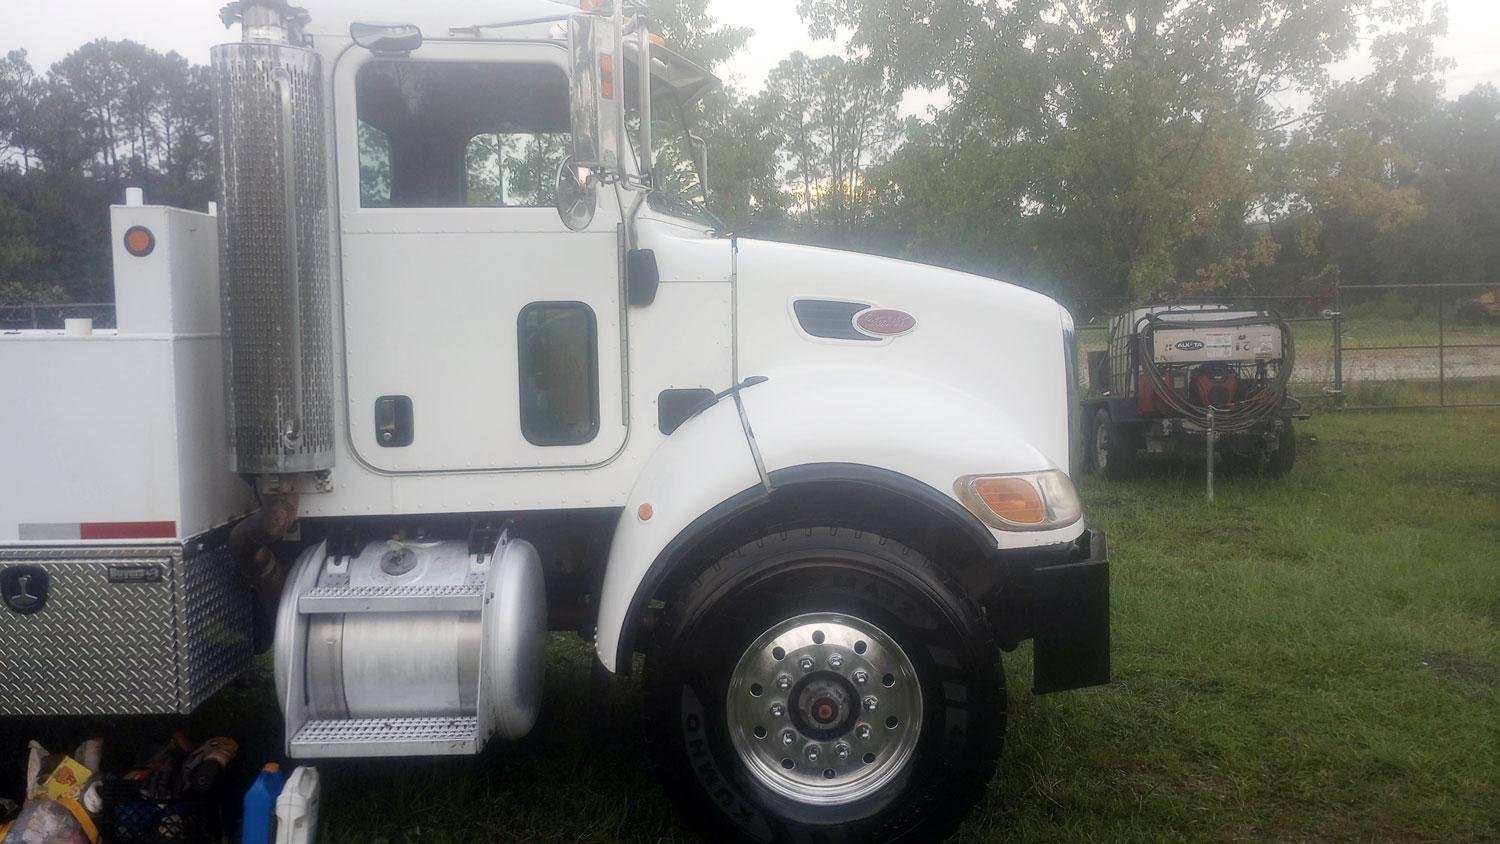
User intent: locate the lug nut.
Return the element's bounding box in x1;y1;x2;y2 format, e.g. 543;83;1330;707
856;724;872;741
835;743;851;760
852;669;868;685
770;702;786;717
798;656;814;672
776;674;792;690
863;696;879;712
828;653;844;669
805;745;821;762
781;730;796;746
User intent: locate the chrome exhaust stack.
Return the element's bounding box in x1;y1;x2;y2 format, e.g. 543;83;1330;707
212;1;334;477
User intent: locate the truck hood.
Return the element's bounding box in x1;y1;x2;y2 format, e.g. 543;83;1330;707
731;236;1074;476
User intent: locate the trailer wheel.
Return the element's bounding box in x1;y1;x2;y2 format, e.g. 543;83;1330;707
1265;420;1296;477
1089;408;1136;480
1455;302;1486;326
646;527;1003;844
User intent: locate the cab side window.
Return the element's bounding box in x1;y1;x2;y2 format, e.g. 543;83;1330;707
518;303;599;446
355;61;569;208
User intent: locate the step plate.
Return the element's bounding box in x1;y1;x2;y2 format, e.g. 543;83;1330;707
289;716;480;758
298;584;484;614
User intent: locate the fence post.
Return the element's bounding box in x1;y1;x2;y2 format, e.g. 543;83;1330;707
1437;291;1446;407
1332;268;1343;408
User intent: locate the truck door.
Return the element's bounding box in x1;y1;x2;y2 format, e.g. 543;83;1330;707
333;43;626;473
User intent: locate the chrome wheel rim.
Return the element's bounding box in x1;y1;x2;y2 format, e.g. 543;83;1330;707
726;612;923;805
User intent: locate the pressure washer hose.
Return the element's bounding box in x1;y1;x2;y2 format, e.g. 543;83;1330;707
1135;311;1295;434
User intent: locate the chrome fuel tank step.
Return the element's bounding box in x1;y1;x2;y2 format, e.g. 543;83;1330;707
274;533;546;758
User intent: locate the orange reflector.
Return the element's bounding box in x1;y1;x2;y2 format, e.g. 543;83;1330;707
637;502;653;521
600;54;614;98
649;32;665;46
971;477;1045;524
123;226;155;257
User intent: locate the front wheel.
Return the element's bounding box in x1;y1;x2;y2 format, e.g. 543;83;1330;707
646;527;1004;843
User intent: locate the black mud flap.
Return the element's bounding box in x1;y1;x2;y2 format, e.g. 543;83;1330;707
1031;530;1110;694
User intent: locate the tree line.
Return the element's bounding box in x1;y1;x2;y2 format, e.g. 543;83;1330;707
0;41;214;304
3;1;1498;308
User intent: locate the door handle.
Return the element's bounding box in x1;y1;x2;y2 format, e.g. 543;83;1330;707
375;396;414;447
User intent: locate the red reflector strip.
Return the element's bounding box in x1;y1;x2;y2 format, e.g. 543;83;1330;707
79;521;177;540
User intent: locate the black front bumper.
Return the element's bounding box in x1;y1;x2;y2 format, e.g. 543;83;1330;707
979;529;1110;695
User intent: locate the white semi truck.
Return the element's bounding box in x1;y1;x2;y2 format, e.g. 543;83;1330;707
0;1;1109;840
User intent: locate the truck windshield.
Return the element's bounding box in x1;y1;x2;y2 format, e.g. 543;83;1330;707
627;76;721;231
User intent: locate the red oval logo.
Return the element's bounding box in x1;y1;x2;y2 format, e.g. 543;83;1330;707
854;308;916;337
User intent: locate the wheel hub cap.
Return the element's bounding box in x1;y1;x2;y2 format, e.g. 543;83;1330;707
726;612;923;805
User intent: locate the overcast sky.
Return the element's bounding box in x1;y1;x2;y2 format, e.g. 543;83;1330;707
5;0;1498;112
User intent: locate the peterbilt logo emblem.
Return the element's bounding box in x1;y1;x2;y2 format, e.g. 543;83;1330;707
1175;339;1206;351
1;566;49;615
855;308;917;337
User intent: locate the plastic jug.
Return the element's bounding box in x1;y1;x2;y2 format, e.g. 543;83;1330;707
241;763;285;844
273;766;320;844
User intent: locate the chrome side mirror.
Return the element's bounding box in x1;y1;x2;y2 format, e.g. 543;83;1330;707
555;157;597;232
350;22;422;54
568;16;622;174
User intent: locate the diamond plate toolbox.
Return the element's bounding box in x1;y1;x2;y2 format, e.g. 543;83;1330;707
0;535;251;715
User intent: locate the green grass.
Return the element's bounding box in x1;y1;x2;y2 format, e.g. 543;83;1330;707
957;409;1500;843
1342;377;1500;407
6;411;1497;843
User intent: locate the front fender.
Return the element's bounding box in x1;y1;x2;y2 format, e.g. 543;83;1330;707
741;368;1080;550
594;396;762;672
594;369;1084;672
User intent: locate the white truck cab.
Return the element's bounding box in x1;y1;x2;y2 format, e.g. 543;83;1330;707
0;2;1109;841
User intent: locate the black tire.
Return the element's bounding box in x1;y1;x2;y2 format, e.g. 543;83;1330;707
646;527;1004;844
1089;407;1137;480
1265;419;1296;477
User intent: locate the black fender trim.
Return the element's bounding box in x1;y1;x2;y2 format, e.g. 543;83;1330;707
611;462;997;674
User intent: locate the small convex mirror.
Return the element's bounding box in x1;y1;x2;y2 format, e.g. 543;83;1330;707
350;22;423;54
555;156;597;232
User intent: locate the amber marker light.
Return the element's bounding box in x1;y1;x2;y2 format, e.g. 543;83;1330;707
600;54;615;98
955;471;1082;531
123;225;155;257
972;477;1044;523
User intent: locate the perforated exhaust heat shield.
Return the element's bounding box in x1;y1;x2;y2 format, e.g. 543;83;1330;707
212;42;334;474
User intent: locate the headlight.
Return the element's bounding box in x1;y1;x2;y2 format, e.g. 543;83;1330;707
954;470;1083;531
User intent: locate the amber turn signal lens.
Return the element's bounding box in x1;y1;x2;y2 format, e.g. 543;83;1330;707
970;477;1045;524
600;54;614;98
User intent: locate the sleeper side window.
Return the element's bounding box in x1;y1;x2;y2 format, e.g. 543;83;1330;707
518;302;599;446
355;61;570;208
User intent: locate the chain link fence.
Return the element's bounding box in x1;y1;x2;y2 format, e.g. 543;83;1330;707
1335;282;1500;408
0;303;117;331
8;283;1500;410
